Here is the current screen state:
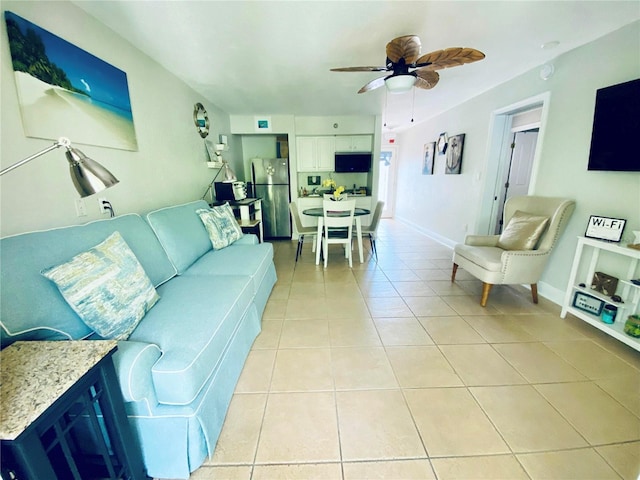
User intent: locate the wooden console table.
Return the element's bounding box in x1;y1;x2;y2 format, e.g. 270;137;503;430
0;341;148;479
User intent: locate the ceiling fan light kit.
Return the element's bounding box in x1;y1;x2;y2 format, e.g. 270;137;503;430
385;74;417;94
331;35;485;94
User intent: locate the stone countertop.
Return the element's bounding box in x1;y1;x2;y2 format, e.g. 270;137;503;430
0;340;117;440
298;194;370;198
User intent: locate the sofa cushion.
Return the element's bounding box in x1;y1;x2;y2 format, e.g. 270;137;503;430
1;214;175;346
145;200;213;274
196;204;243;250
184;243;274;295
42;232;160;340
129;275;255;405
497;210;550;250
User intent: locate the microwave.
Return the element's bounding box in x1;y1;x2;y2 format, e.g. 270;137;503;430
215;181;247;201
335;152;372;172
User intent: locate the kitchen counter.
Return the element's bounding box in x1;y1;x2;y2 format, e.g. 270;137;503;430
299;192;369;198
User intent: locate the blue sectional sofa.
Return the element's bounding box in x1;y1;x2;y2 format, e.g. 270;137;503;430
0;200;277;479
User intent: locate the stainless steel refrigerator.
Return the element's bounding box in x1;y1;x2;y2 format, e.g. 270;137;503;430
252;158;291;238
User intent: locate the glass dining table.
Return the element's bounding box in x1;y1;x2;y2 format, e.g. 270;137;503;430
302;207;371;265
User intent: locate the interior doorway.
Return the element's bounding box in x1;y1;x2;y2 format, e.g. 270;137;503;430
477;93;549;235
378;146;397;218
493;127;539;233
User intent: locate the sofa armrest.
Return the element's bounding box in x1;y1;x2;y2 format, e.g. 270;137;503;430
113;340;161;406
465;235;499;247
234;234;259;245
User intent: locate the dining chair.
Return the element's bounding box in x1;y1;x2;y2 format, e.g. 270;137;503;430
360;200;384;261
289;202;316;262
321;199;356;268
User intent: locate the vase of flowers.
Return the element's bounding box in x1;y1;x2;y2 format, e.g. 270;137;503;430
322;178;336;193
332;185;345;201
322;178;346;200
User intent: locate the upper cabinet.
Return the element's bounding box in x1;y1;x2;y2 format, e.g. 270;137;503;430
334;135;372;152
297;136;335;171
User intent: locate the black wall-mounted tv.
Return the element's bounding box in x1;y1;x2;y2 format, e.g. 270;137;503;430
587;78;640;172
335;152;372;172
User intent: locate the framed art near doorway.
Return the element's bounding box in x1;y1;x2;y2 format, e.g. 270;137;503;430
422;142;435;175
445;134;465;174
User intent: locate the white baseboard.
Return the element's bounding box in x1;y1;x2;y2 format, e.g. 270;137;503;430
395;216;457;250
536;281;565;307
395;215;564;308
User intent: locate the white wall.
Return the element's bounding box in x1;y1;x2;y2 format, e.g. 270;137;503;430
1;1;237;236
393;21;640;302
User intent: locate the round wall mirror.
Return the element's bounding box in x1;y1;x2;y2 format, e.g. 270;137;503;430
193;102;210;138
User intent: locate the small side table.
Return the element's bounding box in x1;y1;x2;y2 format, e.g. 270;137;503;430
0;341;148;480
237;218;263;242
212;198;264;242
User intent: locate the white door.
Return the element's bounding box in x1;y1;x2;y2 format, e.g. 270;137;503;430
493;129;539;233
378;147;397;218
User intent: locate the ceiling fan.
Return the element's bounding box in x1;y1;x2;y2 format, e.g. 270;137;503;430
331;35;485;94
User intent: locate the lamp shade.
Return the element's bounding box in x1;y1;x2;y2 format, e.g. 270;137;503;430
65;146;119;197
385;74;417;94
221;162;237;182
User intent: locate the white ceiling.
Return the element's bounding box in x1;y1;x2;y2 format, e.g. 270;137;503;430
74;1;639;130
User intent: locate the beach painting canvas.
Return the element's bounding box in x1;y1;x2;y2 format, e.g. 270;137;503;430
5;12;138;151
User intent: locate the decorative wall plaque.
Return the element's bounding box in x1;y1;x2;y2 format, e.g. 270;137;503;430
585;216;626;242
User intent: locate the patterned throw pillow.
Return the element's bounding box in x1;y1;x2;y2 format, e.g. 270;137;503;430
196;204;243;250
41;231;159;340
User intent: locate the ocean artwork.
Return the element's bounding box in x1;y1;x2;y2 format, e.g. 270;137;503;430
5;11;138;151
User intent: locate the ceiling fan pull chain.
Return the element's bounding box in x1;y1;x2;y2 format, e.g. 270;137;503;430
384;89;388;127
411;87;416;123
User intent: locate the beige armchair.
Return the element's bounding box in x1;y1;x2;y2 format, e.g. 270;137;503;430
452;196;575;306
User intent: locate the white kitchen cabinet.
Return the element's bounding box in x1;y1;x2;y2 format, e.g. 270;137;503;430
334;135;372;152
296;136;335;171
560;236;640;351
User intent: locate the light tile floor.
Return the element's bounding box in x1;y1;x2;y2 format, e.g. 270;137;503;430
190;219;640;479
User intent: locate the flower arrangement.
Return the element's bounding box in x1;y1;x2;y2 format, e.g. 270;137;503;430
322;178;345;200
322;178;336;190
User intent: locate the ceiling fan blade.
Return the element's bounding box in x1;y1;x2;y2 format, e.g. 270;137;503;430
414;70;440;90
415;47;485;71
331;66;389;72
386;35;421;64
358;76;386;94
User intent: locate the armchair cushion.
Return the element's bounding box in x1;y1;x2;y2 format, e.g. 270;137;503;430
454;245;504;272
496;210;549;251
